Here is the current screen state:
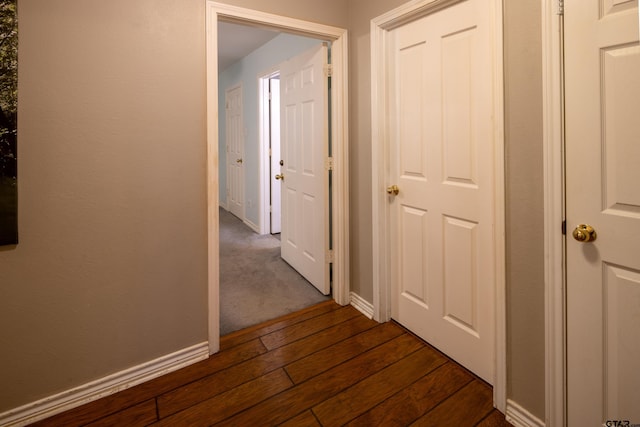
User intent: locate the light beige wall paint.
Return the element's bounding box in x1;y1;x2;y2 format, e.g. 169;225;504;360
346;0;407;302
0;0;548;420
0;0;208;411
503;0;546;419
213;0;349;28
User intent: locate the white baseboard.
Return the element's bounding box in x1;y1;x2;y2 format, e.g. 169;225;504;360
243;218;260;233
0;342;209;427
506;399;545;427
350;292;374;319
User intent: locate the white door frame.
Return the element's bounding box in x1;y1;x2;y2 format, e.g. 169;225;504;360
259;69;281;236
206;1;350;354
370;0;506;411
542;1;567;425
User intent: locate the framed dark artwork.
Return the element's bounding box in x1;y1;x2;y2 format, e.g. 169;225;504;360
0;0;17;246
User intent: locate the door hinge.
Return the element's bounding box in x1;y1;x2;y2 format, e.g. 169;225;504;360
327;249;334;263
325;157;334;171
557;0;564;15
324;64;333;78
269;148;272;157
562;220;566;235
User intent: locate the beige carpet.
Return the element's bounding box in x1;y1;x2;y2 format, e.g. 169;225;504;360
219;208;330;335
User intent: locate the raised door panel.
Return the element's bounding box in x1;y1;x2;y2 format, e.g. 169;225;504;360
390;0;495;384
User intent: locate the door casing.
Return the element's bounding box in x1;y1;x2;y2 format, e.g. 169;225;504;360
370;0;506;411
541;1;568;425
206;1;350;354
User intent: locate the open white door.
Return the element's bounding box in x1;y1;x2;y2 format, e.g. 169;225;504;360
279;44;330;295
387;0;497;384
270;77;282;234
226;85;244;219
565;0;640;424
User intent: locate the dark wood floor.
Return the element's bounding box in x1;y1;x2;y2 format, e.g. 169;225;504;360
32;301;512;426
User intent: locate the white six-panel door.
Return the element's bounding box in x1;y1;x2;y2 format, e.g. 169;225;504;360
565;0;640;424
388;0;496;384
226;85;244;219
279;44;330;295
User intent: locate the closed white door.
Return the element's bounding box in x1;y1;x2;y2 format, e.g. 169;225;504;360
270;77;282;234
565;0;640;424
279;44;330;295
388;0;496;384
226;85;244;219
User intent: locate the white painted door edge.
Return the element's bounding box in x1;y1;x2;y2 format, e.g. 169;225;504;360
542;0;566;425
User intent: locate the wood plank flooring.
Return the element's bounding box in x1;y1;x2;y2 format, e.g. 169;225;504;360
32;301;512;426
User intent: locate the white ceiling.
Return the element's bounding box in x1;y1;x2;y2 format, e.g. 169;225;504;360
217;21;280;72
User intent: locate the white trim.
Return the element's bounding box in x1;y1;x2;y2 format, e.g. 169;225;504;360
243;218;260;234
350;292;374;319
490;0;507;412
542;0;566;426
0;342;209;427
259;68;281;236
206;1;350;354
506;399;546;427
371;0;506;410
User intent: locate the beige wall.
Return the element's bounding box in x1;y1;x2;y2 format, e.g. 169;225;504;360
0;0;547;420
0;0;209;411
503;0;546;418
214;0;349;28
347;0;407;301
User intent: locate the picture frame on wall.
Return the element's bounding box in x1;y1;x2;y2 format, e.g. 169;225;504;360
0;0;17;246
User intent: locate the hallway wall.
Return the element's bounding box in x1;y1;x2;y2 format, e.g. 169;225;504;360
0;0;547;421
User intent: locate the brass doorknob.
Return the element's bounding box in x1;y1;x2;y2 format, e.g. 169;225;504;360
572;224;597;243
386;185;399;196
236;158;243;164
275;174;284;181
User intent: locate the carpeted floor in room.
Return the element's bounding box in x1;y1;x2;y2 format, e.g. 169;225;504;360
219;207;330;335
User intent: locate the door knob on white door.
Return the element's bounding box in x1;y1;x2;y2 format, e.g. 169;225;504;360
386;185;399;195
572;224;597;243
275;174;284;181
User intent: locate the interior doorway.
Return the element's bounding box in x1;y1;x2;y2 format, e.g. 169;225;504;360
206;1;350;354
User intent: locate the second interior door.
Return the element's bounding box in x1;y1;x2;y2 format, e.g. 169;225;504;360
279;44;330;295
388;0;497;384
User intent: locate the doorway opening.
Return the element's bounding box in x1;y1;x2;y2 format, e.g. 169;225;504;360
218;24;331;334
206;1;350;354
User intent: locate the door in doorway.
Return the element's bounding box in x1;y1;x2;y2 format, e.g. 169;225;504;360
226;85;244;219
387;0;498;384
565;0;640;424
279;44;330;295
270;77;282;234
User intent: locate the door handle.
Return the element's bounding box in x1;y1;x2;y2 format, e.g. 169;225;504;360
275;174;284;181
572;224;597;243
236;158;243;164
386;185;399;196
